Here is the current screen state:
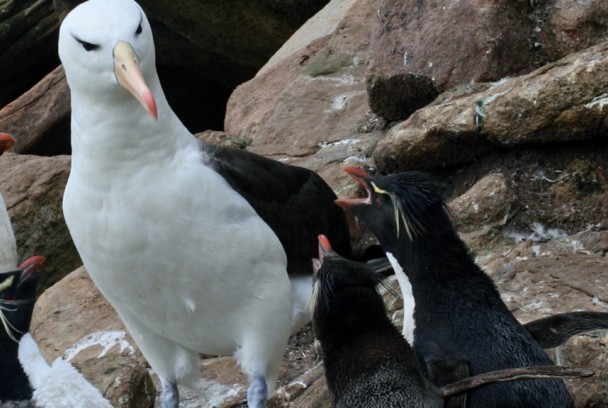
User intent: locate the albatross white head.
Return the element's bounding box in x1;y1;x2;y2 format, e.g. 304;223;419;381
59;0;158;120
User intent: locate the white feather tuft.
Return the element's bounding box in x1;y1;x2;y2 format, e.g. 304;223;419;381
18;333;113;408
385;252;416;345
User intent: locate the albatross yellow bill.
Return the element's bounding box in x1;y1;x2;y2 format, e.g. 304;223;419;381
113;41;158;120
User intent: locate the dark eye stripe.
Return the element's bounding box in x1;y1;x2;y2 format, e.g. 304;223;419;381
75;37;99;51
136;15;143;35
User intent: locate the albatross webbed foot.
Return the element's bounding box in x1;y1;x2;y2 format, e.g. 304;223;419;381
246;375;268;408
160;379;179;408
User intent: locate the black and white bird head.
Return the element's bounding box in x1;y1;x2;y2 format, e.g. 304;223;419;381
0;256;45;342
58;0;158;119
311;235;393;351
311;235;388;321
336;167;445;253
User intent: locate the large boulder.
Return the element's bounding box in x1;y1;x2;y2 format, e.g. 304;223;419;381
0;153;78;292
0;66;70;155
225;0;386;187
372;40;608;174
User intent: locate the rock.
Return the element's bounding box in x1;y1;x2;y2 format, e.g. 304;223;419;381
552;331;608;408
550;158;608;202
0;66;70;155
30;266;154;407
482;240;608;323
225;0;385;186
448;173;517;233
0;153;78;292
373;41;608;173
541;0;608;61
77;355;155;408
366;73;438;121
0;0;60;107
367;0;535;92
478;232;608;407
29;266;144;365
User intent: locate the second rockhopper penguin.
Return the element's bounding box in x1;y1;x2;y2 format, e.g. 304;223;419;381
336;167;575;408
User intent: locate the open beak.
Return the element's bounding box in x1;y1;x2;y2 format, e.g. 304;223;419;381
335;166;373;208
113;41;158;120
18;255;46;283
0;133;16;154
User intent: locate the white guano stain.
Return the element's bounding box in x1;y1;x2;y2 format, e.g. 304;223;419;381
327;91;365;111
585;93;608;111
64;330;136;361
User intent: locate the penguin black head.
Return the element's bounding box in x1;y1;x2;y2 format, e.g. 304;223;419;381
0;256;44;342
311;235;391;347
336;167;446;253
0;255;42;403
311;235;386;312
0;256;45;301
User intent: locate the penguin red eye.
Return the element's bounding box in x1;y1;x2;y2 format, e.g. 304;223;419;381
375;198;383;207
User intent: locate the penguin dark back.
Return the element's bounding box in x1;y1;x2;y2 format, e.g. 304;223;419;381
311;235;442;408
336;168;575;408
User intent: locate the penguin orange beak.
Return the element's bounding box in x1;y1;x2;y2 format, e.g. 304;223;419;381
335;166;373;207
312;234;336;274
18;255;46;282
113;41;158;120
0;133;16;154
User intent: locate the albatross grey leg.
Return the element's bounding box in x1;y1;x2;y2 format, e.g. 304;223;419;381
247;374;268;408
160;378;179;408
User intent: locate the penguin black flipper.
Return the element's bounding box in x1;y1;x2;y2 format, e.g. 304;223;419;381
202;143;352;276
524;311;608;348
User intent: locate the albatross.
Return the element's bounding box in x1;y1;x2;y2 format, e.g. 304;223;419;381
59;0;352;407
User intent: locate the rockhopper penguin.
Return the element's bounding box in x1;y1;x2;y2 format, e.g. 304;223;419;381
311;235;590;408
336;167;575;408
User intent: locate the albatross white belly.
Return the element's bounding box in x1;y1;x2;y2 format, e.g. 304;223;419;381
63;151;292;361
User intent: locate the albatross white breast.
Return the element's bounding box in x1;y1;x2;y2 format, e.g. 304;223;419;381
59;0;314;407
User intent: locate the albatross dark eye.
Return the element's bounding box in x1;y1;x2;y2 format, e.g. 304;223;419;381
76;38;99;51
135;23;142;35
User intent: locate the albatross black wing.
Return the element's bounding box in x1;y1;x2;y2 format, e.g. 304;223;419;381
202;143;352;277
